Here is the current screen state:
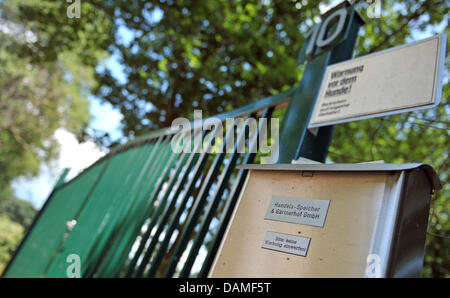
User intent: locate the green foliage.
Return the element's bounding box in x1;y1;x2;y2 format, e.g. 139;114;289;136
1;0;112;65
0;0;112;191
0;215;24;274
93;0;326;137
0;195;37;230
0;187;36;274
0;44;91;191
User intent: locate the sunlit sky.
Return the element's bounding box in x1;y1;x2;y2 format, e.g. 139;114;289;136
11;1;447;209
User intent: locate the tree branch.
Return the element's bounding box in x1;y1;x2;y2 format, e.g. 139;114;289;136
367;0;435;54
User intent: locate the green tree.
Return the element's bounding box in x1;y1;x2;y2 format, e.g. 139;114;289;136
0;46;90;191
90;0;448;136
0;0;112;192
0;215;24;274
93;0;323;136
0;194;37;229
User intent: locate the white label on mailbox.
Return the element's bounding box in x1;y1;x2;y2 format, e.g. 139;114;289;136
262;231;310;257
265;196;330;227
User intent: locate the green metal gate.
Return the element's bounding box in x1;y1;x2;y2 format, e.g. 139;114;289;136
3;2;363;278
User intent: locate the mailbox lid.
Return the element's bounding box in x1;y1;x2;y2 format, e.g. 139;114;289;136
238;163;442;190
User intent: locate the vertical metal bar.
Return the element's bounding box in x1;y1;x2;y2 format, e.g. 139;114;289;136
162;122;235;277
95;139;171;274
54;168;71;188
80;141;158;276
44;145;142;277
145;127;218;277
123;147;190;277
133;130;204;278
83;137;164;275
198;107;273;277
100;135;184;277
87;137;170;277
179;112;261;277
277;5;363;163
79;143;155;276
297;8;362;162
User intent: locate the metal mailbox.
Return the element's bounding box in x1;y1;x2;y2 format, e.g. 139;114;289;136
209;163;442;278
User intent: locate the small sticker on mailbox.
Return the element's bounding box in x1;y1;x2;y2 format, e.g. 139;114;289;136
265;196;330;227
262;231;311;257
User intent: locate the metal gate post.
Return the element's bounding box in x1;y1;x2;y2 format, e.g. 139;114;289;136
277;2;364;163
